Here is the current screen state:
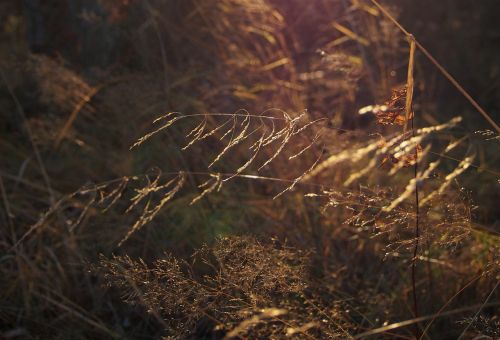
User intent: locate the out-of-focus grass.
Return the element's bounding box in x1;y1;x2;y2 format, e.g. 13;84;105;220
0;0;499;339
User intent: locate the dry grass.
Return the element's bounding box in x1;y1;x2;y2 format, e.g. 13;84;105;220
0;0;499;339
94;236;355;338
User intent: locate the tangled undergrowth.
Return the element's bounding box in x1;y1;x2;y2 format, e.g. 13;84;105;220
95;236;354;339
1;0;499;339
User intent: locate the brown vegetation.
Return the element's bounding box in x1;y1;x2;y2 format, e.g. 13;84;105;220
1;0;499;339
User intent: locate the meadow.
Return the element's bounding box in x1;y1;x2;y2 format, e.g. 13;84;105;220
1;1;499;338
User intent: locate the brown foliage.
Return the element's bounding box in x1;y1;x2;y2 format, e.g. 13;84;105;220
94;236;352;338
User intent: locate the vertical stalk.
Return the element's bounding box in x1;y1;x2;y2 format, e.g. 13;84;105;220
405;36;420;338
404;36;416;135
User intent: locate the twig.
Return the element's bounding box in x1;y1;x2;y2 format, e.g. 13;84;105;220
369;0;500;134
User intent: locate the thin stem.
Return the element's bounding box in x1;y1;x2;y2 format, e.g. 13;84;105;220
457;280;499;339
419;270;489;339
0;68;55;204
411;138;420;334
403;33;420;337
369;0;500;134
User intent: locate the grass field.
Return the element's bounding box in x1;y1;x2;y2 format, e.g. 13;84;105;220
1;1;499;338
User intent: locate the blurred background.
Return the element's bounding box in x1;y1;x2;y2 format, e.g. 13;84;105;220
1;0;499;338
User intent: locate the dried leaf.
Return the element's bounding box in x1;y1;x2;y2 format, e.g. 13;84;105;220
374;86;414;126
